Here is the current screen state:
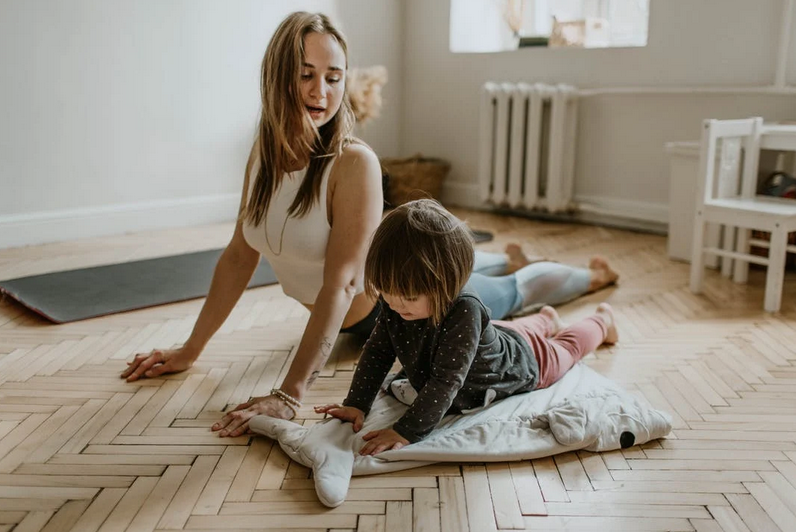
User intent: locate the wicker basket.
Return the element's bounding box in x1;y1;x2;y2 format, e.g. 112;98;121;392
380;154;451;206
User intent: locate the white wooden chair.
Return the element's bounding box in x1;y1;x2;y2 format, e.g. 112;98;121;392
689;117;796;312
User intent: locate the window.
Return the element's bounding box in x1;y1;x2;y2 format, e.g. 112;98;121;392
450;0;650;53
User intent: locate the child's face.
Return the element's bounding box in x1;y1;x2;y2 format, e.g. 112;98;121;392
382;293;432;321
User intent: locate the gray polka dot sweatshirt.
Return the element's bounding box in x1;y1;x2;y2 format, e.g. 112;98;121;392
343;292;539;443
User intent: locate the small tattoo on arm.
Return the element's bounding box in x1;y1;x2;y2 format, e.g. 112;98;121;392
320;337;333;357
307;370;321;387
306;337;334;387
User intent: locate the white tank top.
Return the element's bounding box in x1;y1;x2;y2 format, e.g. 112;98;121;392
242;157;335;304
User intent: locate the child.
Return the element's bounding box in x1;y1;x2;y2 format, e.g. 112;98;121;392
315;200;618;455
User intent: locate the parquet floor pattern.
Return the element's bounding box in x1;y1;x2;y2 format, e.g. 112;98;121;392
0;209;794;531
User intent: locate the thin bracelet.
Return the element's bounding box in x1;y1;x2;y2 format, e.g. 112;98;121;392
271;388;302;407
270;388;302;416
269;392;299;417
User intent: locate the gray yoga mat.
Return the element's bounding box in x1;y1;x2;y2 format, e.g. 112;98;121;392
471;229;493;243
0;249;278;324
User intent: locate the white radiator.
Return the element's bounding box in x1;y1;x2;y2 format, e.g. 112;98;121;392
478;82;579;213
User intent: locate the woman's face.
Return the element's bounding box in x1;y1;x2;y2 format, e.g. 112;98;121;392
300;32;346;128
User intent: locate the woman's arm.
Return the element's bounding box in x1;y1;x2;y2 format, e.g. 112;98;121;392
182;224;260;350
214;143;383;436
314;313;395;433
123;144;261;381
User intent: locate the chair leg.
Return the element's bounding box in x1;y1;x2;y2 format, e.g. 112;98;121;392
733;228;751;284
721;225;735;277
764;226;787;313
690;214;707;294
705;223;721;269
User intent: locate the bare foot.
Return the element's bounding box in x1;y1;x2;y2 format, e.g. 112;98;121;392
595;303;619;344
505;243;546;274
539;305;566;336
588;256;619;292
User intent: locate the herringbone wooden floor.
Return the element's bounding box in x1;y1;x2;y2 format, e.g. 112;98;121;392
0;209;795;532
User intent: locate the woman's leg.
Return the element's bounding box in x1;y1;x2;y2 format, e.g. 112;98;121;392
469;253;618;319
464;272;521;320
472;245;543;276
466;261;593;319
472;250;510;276
513;261;592;309
513;256;619;309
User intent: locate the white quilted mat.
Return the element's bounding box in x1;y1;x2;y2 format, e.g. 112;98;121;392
249;363;672;507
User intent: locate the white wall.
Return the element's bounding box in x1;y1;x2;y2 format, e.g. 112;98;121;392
337;2;403;153
0;0;403;248
4;0;794;249
402;0;796;225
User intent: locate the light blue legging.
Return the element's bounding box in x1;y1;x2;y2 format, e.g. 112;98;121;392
464;250;592;319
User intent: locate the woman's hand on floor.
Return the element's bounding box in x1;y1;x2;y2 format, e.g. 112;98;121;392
121;346;197;382
359;428;409;455
213;395;295;437
314;404;365;432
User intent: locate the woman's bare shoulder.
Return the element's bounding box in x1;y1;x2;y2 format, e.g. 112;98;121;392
339;141;379;167
330;141;381;187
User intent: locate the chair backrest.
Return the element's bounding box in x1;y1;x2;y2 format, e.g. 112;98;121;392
697;117;763;209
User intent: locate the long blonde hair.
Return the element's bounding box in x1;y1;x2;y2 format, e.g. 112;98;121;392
243;12;355;226
365;200;475;325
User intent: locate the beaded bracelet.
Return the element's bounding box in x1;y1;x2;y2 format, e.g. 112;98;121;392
270;388;302;417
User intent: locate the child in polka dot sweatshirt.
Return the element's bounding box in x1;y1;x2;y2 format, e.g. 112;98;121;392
315;199;618;455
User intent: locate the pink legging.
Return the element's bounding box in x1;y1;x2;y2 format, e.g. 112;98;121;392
493;313;607;389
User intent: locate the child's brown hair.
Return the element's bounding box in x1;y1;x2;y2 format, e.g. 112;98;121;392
365;199;474;324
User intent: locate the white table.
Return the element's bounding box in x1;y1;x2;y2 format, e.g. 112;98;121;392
761;124;796;151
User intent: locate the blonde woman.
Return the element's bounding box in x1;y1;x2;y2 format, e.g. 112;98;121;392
123;12;383;435
122;12;618;438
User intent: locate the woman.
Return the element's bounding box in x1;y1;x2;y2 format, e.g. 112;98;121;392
123;12;382;434
122;12;618;438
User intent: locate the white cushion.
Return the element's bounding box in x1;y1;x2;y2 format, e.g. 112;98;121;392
249;363;671;507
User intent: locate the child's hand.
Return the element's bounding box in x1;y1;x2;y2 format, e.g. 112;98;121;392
314;404;365;432
360;428;410;455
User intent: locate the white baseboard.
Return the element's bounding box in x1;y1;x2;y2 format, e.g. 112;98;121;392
0;193;240;249
573;194;669;225
441;181;669;231
4;187;670;249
